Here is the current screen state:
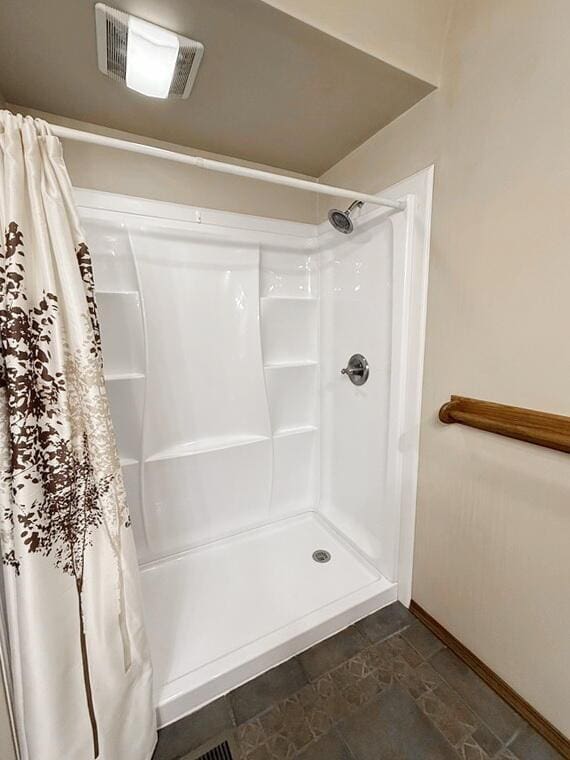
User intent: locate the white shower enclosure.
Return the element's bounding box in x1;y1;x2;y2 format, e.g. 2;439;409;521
76;166;433;727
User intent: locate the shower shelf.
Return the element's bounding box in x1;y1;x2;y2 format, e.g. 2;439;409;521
261;295;317;301
273;425;317;438
105;372;145;381
96;289;139;296
146;433;271;462
264;360;318;369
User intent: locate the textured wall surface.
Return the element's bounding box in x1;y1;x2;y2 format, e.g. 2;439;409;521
320;0;570;736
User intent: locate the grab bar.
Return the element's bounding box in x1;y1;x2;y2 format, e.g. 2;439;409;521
438;395;570;454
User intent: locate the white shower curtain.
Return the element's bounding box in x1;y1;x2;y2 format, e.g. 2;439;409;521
0;111;156;759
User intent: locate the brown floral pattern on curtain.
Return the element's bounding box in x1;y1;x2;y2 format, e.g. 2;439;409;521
0;222;120;758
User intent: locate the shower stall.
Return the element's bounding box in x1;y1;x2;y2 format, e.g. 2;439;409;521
75;165;432;728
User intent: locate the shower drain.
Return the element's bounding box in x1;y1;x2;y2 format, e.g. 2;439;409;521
312;549;331;563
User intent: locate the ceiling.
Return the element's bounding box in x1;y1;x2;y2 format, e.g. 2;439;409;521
262;0;454;85
0;0;434;176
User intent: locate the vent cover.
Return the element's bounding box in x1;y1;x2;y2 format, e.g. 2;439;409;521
95;3;204;99
190;739;234;760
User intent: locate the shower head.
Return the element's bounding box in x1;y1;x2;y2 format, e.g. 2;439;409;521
327;200;363;234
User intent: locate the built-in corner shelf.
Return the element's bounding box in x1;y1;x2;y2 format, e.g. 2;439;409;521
264;360;318;370
273;425;317;439
261;295;317;302
105;372;145;381
96;289;139;296
146;433;271;463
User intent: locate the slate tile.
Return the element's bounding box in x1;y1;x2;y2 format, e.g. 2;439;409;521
241;745;273;760
509;724;564;759
417;687;475;747
266;731;296;759
258;695;313;753
455;736;491;760
297;729;353;760
431;649;523;743
338;684;457;759
299;625;366;681
395;659;440;700
471;723;503;757
295;684;333;739
312;673;350;724
237;718;266;755
355;602;415;644
343;672;382;712
304;700;333;740
286;719;314;753
401;620;446;659
385;634;424;668
415;661;444;692
230;658;307;724
360;638;394;681
330;653;374;692
153;697;234;760
435;682;479;732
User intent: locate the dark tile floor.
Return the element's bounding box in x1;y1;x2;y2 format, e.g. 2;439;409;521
153;603;563;760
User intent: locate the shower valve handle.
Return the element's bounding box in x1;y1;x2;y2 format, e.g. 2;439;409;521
340;354;370;386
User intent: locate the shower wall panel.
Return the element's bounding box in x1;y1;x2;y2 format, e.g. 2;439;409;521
260;249;316;299
73;172;432;724
143;441;273;556
318;216;395;573
79;199;319;566
133;229;269;457
260;250;319;519
133;226;273;558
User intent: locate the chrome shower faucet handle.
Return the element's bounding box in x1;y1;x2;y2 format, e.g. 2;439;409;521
340;353;369;386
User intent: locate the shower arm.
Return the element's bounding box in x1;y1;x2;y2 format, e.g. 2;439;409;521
49;123;406;211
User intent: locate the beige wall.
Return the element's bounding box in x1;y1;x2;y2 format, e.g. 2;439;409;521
6;105;317;225
321;0;570;737
262;0;453;85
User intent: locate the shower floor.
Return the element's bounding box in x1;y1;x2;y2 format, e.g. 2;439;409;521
140;511;396;727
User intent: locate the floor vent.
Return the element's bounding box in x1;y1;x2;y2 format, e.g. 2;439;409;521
190;739;234;760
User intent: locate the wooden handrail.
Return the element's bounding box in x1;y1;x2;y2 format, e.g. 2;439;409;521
439;395;570;454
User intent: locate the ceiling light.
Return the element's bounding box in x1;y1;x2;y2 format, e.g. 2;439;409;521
126;17;179;98
95;3;204;100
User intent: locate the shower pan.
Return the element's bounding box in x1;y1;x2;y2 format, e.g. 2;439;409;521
75;166;433;728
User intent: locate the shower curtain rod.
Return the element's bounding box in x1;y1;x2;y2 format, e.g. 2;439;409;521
50;124;405;211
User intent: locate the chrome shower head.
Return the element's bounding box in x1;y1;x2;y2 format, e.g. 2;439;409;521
327;200;363;234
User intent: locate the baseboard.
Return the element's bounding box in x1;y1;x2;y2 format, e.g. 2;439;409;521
409;600;570;759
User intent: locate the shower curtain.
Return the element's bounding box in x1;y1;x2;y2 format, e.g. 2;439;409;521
0;111;156;759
